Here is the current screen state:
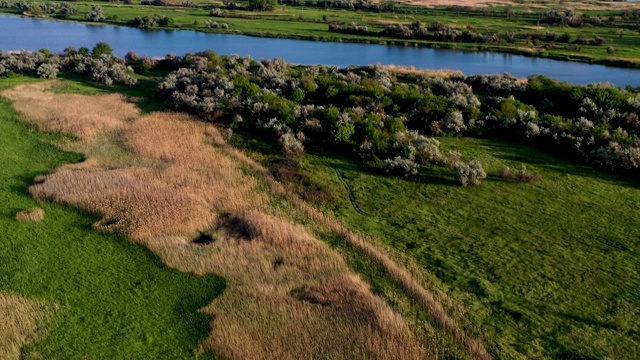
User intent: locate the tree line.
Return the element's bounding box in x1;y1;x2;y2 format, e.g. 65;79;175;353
2;46;639;183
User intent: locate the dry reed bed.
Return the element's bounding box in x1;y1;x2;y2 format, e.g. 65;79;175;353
385;65;465;78
0;293;53;360
3;83;138;141
401;0;629;10
4;83;426;359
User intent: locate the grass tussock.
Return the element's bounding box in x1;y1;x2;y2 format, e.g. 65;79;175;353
10;83;429;359
15;207;44;222
0;293;53;360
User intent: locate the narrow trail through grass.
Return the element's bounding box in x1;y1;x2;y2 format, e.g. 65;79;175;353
0;77;224;359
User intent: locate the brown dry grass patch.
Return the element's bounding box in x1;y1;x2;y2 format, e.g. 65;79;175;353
15;207;44;222
400;0;640;10
401;0;512;8
8;83;431;359
2;83;138;141
386;65;466;78
0;293;53;360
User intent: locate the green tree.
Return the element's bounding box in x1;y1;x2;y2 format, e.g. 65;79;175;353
92;42;113;58
248;0;277;11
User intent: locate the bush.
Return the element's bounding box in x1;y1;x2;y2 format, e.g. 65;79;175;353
37;63;58;79
131;15;174;28
84;5;105;22
210;7;225;17
279;131;305;162
454;160;486;186
249;0;277;11
515;165;541;183
499;165;540;183
381;156;419;176
92;42;113;58
141;0;168;5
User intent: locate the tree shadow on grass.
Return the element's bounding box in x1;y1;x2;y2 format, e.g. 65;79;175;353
473;138;640;189
313;149;461;187
56;73;164;114
174;291;223;359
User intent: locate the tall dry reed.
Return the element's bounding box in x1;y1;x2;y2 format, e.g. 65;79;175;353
2;83;138;141
0;293;53;360
7;83;428;359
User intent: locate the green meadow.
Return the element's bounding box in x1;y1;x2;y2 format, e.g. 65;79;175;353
0;77;224;359
296;136;639;359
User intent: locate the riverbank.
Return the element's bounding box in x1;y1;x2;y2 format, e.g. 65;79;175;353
2;0;640;69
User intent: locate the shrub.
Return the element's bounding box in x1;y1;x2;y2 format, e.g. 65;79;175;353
37;63;58;79
515;165;541;183
210;7;225;16
443;109;466;133
84;5;105;22
498;166;513;179
141;0;168;5
249;0;277;11
393;130;443;165
131;15;173;28
92;42;113;58
381;156;419;176
454;160;486;186
279;131;305;162
499;165;540;183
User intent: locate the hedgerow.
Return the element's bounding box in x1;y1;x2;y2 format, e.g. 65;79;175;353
3;45;639;179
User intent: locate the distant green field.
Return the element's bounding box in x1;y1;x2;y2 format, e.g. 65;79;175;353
0;77;224;359
301;137;640;359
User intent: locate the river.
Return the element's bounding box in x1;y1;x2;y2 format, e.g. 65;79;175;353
1;14;640;86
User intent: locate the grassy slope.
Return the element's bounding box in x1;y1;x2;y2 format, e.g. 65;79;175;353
302;137;639;359
0;77;224;359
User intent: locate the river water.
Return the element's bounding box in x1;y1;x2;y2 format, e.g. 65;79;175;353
2;14;640;86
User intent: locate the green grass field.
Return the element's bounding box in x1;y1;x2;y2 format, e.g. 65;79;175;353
2;65;639;358
299;137;639;359
0;77;224;359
